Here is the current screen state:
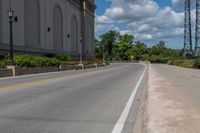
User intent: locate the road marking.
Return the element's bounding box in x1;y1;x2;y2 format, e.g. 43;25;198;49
111;65;147;133
0;65;126;91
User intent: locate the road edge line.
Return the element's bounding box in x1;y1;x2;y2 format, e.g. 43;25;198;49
111;64;148;133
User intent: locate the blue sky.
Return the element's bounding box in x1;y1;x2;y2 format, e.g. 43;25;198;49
95;0;195;49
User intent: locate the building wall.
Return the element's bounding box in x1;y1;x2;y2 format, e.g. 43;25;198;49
85;10;95;57
24;0;40;48
0;0;95;59
0;0;2;43
2;0;25;46
68;2;81;56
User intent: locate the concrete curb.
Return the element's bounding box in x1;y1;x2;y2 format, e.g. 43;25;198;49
0;64;107;78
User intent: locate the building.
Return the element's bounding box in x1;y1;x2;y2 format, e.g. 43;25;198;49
0;0;96;59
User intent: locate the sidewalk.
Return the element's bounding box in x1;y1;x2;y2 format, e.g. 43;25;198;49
146;64;200;133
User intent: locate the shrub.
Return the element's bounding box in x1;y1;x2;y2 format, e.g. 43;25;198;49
167;60;174;65
182;60;194;68
172;60;185;66
169;59;194;68
141;54;150;61
0;61;6;69
194;58;200;68
54;53;71;62
149;55;170;63
3;55;63;68
105;61;110;65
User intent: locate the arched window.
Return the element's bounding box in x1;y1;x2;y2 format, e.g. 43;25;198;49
24;0;40;47
53;5;63;51
71;16;78;54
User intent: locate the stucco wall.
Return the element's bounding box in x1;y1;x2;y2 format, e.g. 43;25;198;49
85;11;95;57
0;0;2;43
2;0;25;46
0;0;94;59
68;2;81;55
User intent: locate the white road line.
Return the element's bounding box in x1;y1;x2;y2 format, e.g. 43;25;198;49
111;65;147;133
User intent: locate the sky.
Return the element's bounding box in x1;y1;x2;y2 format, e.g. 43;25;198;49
95;0;196;49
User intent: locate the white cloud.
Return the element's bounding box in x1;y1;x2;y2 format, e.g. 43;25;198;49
95;0;196;45
172;0;184;6
172;0;195;7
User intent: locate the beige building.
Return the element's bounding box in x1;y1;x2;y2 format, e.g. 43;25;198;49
0;0;96;59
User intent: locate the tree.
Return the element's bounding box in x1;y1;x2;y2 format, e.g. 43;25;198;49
95;31;181;63
94;39;102;58
157;41;166;48
132;41;148;60
113;34;134;60
99;30;119;61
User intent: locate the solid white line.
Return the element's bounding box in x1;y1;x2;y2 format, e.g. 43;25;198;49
111;65;147;133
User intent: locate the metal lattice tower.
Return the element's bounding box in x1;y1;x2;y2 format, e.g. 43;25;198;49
195;0;200;56
184;0;193;55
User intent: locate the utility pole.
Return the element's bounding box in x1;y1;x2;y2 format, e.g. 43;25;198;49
195;0;200;56
184;0;193;57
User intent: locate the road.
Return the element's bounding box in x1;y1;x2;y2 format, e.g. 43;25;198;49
0;63;146;133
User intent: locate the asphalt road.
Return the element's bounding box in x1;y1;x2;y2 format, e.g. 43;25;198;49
0;63;146;133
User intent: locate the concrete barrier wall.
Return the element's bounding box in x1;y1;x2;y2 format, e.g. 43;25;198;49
15;67;60;76
61;65;83;71
84;64;97;69
97;64;106;67
0;69;13;77
0;64;107;78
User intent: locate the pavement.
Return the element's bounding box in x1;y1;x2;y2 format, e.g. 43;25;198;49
147;64;200;133
152;64;200;110
0;63;146;133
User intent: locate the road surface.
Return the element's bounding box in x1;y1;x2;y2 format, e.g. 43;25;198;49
152;64;200;110
147;64;200;133
0;63;146;133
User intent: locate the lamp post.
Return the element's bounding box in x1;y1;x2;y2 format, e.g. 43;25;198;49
79;37;83;65
8;8;14;65
103;44;105;63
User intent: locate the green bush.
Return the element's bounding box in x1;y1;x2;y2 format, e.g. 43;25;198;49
141;54;150;61
0;61;6;69
168;59;195;68
182;60;194;68
172;60;185;66
149;55;170;63
167;60;174;65
105;61;110;65
54;53;71;62
194;58;200;68
3;55;63;68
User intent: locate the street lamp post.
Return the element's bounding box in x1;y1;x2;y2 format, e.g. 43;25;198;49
79;37;83;65
8;8;14;65
103;44;105;64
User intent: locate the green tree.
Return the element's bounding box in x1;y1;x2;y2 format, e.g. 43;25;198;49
132;41;148;60
97;30;119;61
113;34;134;60
94;39;102;58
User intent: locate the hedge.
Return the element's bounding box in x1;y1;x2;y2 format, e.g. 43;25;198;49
1;54;71;68
168;58;200;69
0;61;6;69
